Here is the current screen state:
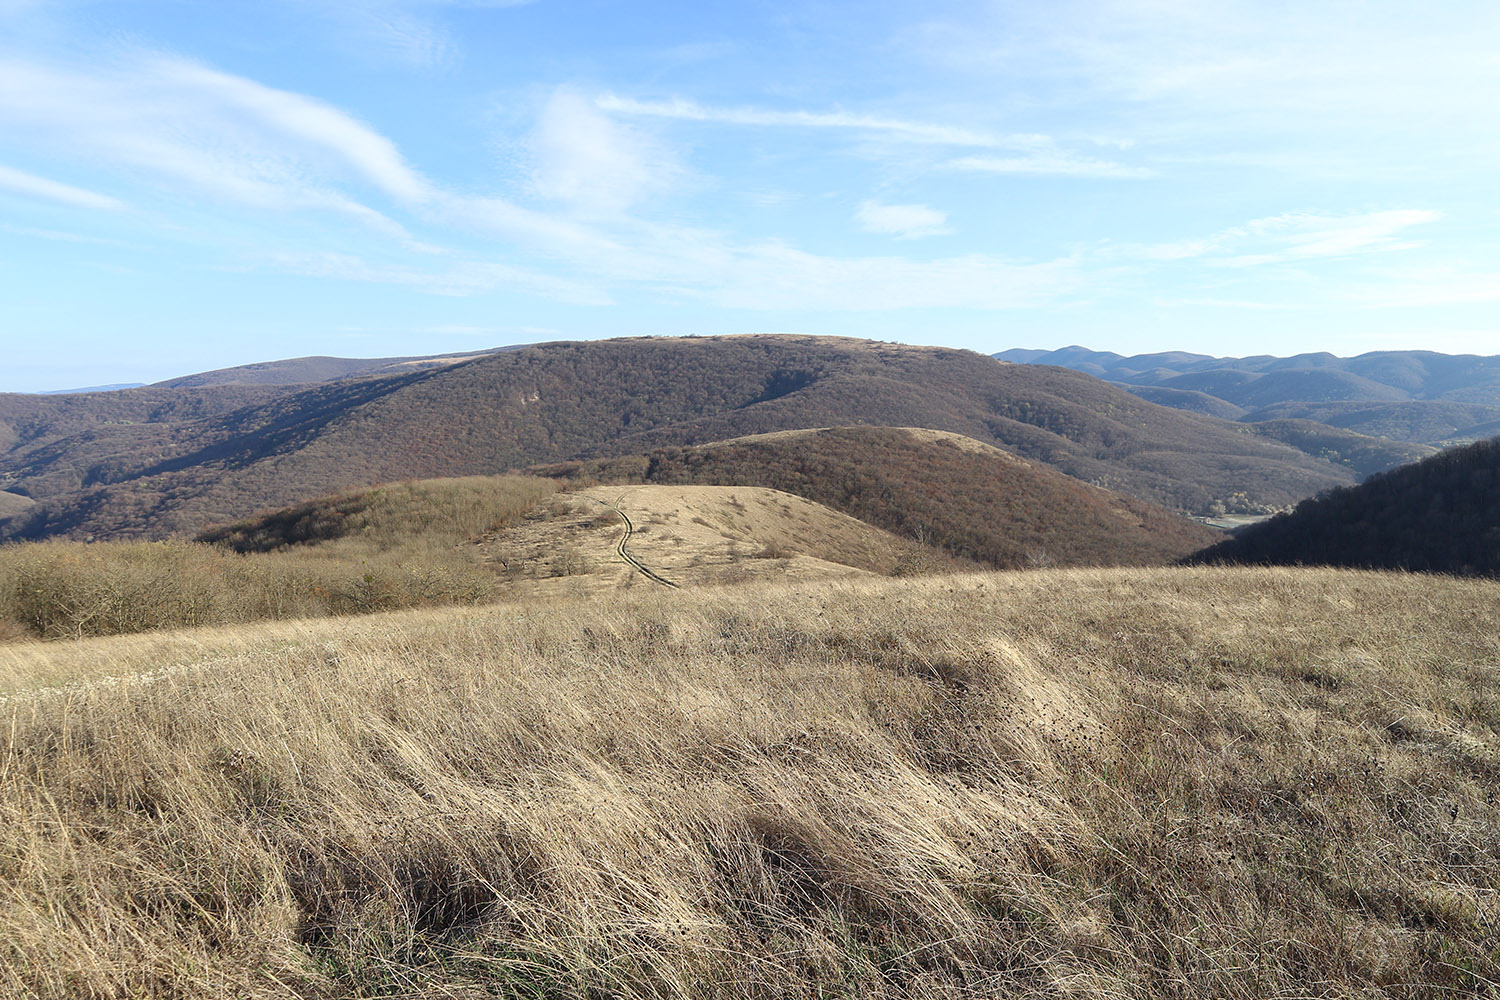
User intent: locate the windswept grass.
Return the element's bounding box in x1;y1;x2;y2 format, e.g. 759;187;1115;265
0;475;557;640
1;567;1496;997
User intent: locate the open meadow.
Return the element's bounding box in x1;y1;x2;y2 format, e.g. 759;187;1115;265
2;566;1496;998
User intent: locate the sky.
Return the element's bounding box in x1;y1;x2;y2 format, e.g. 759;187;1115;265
1;0;1498;391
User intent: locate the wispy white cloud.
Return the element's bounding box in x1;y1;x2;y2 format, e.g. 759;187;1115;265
694;245;1081;311
1216;211;1439;267
919;1;1500;171
854;200;950;239
151;59;436;204
262;250;611;303
0;54;426;236
598;94;1000;146
0;163;126;210
526;89;677;218
0;221;139;247
949;153;1152;179
1120;210;1440;267
598;93;1145;178
1150;296;1296;311
1339;264;1500;309
7;37;1445;326
0;53;612;255
297;0;536;68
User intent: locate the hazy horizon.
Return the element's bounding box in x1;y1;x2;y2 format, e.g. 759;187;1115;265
15;336;1500;396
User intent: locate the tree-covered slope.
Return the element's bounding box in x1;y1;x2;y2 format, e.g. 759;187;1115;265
1192;436;1500;575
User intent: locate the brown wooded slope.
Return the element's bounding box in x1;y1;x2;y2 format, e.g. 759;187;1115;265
1193;436;1500;576
1;336;1364;541
535;426;1220;568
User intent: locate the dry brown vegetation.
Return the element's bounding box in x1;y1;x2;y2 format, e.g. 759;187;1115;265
1;566;1496;997
0;476;958;641
0;475;558;640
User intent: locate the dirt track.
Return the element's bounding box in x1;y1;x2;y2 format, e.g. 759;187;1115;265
589;496;679;588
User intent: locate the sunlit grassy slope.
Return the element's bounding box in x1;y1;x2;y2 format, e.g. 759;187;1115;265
2;567;1496;998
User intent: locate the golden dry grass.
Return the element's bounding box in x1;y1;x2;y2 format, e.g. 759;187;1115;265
705;427;1026;462
1;566;1498;998
478;486;951;599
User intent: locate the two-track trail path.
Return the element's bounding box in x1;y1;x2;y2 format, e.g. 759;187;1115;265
588;495;679;588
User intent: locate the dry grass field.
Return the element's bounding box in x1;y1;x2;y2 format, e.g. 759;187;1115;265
1;566;1497;998
531;426;1221;570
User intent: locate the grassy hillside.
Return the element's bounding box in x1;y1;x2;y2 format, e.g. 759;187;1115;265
472;484;963;598
1119;385;1247;420
1194;436;1500;576
2;336;1366;542
0;379;369;503
154;346;519;388
0;491;32;520
533;426;1221;568
1;567;1496;997
1155;368;1410;408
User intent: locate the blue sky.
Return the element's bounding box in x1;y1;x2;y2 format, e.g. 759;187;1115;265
1;0;1497;391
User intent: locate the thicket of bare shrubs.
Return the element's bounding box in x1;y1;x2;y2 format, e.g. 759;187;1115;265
0;475;556;639
1;567;1496;997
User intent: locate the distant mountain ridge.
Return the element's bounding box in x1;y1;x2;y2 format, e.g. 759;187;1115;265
153;345;526;388
0;335;1383;542
39;383;147;395
997;346;1500;444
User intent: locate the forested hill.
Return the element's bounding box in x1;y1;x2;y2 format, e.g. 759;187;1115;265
2;336;1370;541
1192;436;1500;576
